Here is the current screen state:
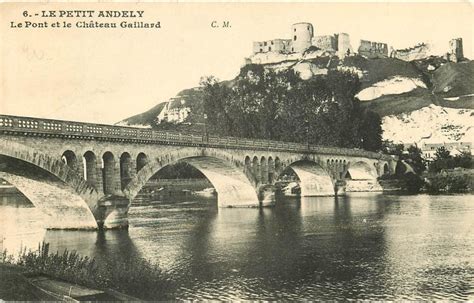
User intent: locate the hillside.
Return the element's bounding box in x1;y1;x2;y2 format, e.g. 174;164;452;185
118;54;473;149
118;88;202;128
432;61;474;107
118;102;166;127
342;56;426;89
121;55;472;124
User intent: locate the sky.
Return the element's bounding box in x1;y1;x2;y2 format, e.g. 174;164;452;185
0;2;473;124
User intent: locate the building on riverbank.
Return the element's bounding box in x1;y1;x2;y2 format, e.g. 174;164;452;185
421;141;472;160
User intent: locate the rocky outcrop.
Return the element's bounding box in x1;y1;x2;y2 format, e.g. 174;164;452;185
381;104;474;146
356;76;427;101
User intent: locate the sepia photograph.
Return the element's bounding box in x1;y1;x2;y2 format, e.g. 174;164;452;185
0;1;473;301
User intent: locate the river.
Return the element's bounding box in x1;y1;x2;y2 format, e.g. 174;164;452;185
1;192;473;300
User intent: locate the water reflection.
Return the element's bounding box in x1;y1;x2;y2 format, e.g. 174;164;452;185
1;193;473;300
43;229;141;264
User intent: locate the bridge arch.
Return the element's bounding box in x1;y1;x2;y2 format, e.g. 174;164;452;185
83;151;97;187
0;141;98;229
62;150;78;171
244;156;251;171
280;160;335;196
383;163;389;175
268;156;275;183
102;151;116;195
136;152;148;172
344;160;382;192
120;152;132;190
0;140;97;196
260;156;268;183
124;151;259;207
275;157;282;175
345;161;378;180
252;156;260;183
0;170;98;229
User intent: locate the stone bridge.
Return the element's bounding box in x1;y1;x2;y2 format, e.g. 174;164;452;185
0;115;397;230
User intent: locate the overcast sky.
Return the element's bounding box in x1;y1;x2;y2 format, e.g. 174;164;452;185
1;2;472;124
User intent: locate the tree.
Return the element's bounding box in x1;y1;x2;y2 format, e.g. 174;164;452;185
199;76;235;136
358;110;383;151
429;146;451;173
435;146;451;160
453;151;473;169
401;145;426;175
197;67;383;151
430;148;472;173
402;172;425;193
381;140;404;157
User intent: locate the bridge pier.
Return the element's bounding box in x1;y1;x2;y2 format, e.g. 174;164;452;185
334;180;347;196
95;195;130;229
91;158;104;194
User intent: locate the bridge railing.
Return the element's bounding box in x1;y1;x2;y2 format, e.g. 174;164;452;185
0;114;395;161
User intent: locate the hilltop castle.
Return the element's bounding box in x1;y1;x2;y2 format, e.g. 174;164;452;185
250;22;464;64
252;22;352;58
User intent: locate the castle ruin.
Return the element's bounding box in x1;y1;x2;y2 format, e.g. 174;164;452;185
253;39;291;54
252;22;353;57
292;22;314;53
313;35;336;51
336;33;352;58
358;40;388;59
250;22;465;64
446;38;463;62
390;43;431;61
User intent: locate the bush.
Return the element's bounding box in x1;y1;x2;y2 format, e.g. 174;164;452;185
401;172;425;193
0;249;14;264
425;174;471;193
3;242;174;300
429;150;472;173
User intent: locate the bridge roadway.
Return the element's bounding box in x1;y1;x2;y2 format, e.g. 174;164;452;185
0;114;397;230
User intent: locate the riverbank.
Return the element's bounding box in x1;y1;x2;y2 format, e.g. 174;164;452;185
425;168;473;193
0;264;139;301
0;264;43;300
0;243;173;301
136;178;213;200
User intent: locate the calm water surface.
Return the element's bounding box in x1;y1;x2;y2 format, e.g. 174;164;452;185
1;193;473;300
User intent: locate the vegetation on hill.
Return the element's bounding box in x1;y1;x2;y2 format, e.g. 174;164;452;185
195;65;383;151
119;55;473;135
361;87;433;116
432;61;474;97
342;56;426;89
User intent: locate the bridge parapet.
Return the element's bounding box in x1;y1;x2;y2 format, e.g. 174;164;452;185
0;114;396;161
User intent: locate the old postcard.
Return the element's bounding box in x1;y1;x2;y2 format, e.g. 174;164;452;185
0;2;473;301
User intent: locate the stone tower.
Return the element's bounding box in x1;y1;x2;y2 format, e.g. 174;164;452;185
290;22;314;53
449;38;463;62
336;33;352;58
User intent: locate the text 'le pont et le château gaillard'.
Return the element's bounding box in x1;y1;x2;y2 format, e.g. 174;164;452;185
11;10;162;29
